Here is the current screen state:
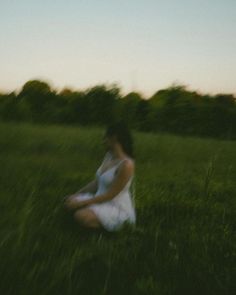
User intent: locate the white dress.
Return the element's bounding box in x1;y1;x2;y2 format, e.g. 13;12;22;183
74;152;136;231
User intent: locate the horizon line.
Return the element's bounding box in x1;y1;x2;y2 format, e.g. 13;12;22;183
0;79;235;99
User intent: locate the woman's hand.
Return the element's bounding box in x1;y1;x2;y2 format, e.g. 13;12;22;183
64;195;92;211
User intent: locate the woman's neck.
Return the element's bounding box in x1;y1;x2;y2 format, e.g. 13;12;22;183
109;145;127;160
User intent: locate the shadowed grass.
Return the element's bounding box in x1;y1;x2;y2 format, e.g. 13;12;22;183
0;121;235;295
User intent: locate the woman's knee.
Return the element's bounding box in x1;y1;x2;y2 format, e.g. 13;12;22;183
74;209;86;223
73;209;101;228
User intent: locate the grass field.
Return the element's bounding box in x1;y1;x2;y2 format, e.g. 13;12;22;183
0;121;235;295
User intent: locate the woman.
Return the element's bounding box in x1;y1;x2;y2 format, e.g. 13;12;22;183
64;121;136;232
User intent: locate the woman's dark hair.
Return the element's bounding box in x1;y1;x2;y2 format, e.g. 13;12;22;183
105;121;134;159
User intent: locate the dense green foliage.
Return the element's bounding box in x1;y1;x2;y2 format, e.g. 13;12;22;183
0;122;235;295
0;80;235;139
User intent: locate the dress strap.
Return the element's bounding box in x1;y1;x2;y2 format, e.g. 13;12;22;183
114;157;130;172
100;152;112;167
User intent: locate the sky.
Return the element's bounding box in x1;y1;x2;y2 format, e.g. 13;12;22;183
1;0;236;98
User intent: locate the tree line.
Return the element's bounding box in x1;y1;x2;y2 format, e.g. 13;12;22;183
0;80;235;139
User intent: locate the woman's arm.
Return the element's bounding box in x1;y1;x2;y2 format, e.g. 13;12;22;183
64;178;98;209
66;160;134;210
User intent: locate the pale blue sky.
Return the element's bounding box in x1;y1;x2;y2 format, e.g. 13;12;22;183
1;0;235;97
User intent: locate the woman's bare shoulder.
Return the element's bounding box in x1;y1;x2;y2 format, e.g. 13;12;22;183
122;157;135;174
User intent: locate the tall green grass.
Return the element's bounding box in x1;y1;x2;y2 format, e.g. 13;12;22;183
0;121;235;295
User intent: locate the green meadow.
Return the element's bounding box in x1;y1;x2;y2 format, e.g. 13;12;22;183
0;121;235;295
